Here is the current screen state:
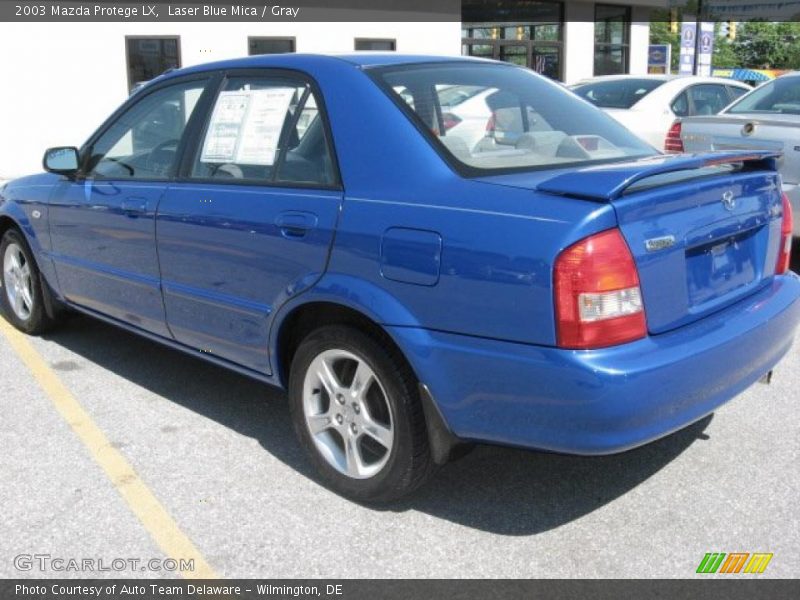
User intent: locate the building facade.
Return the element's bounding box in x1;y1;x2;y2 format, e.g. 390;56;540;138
0;1;663;179
462;0;661;83
0;22;460;179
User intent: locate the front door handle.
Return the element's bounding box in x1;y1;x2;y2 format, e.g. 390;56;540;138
275;211;318;239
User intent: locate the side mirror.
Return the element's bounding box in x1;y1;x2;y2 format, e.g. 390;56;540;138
43;147;80;177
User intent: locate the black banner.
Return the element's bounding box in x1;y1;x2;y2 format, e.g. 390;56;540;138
4;0;800;23
1;0;461;22
3;579;800;600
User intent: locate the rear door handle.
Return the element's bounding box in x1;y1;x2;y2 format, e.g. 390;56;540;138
121;198;147;218
275;211;318;239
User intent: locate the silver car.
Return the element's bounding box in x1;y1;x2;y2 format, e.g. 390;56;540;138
680;73;800;236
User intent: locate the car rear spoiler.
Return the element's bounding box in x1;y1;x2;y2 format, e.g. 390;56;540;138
536;151;781;201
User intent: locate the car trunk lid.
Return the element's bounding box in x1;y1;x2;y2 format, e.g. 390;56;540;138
479;152;785;335
681;113;800;184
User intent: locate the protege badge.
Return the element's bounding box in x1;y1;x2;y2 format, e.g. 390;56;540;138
645;235;676;252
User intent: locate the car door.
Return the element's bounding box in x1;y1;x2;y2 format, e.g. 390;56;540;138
156;71;342;374
48;76;213;336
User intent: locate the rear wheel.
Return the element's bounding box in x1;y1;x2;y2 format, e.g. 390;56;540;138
288;325;434;503
0;229;58;334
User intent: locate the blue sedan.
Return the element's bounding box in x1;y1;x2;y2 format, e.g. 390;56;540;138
1;54;798;502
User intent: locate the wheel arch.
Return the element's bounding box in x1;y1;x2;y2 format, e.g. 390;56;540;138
0;203;47;263
269;274;424;386
271;295;464;465
0;211;63;318
273;300;407;390
0;214;20;239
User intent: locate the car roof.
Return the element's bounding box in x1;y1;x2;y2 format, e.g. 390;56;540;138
573;74;678;83
573;74;748;85
160;52;491;81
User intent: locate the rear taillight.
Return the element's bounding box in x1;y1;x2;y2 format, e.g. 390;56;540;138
441;112;462;132
664;120;684;153
776;193;794;274
485;111;497;136
555;229;647;349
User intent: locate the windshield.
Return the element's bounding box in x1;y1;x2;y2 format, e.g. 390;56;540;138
373;63;655;173
727;77;800;115
571;78;667;109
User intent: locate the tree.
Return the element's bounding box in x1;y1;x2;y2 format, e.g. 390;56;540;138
713;23;737;68
733;21;800;68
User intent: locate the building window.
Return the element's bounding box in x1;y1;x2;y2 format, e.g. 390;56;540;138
248;37;296;55
125;37;180;93
594;4;630;76
461;1;564;80
355;38;396;51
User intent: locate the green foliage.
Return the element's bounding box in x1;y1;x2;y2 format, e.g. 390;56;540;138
650;18;800;71
713;23;737;68
732;21;800;68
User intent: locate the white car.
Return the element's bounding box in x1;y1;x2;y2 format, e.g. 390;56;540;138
570;75;751;150
394;83;541;153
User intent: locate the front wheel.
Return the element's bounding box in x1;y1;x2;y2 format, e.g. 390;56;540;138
0;229;58;335
288;325;434;503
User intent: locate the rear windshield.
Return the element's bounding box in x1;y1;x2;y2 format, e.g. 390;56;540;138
372;63;655;174
571;78;667;109
727;77;800;115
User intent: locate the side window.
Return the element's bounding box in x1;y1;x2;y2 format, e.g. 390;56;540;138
192;76;336;186
87;79;208;180
688;84;731;116
727;85;748;102
671;91;689;117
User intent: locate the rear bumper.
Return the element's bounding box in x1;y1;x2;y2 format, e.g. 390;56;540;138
390;273;800;455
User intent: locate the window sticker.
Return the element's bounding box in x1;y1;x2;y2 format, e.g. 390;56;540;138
200;92;249;162
200;88;295;166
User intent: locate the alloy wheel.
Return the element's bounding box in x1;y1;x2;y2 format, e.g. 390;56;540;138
3;243;33;321
302;349;394;479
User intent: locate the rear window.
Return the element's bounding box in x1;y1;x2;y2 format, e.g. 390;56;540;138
372;63;654;174
571;78;667;109
728;77;800;115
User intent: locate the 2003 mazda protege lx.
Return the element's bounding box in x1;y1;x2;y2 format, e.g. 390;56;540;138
2;54;799;502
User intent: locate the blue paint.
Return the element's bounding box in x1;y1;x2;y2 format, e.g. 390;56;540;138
380;227;442;286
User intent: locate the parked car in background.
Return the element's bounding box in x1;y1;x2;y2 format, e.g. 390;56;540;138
680;72;800;237
570;75;750;149
393;82;549;153
2;55;798;503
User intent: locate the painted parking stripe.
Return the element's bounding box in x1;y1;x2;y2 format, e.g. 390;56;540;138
0;319;218;579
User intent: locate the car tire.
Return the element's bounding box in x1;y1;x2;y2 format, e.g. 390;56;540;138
288;325;434;503
0;229;59;335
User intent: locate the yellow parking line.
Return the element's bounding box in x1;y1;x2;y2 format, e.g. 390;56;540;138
0;319;218;579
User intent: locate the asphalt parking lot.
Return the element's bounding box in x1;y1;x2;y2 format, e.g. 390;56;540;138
1;275;799;579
